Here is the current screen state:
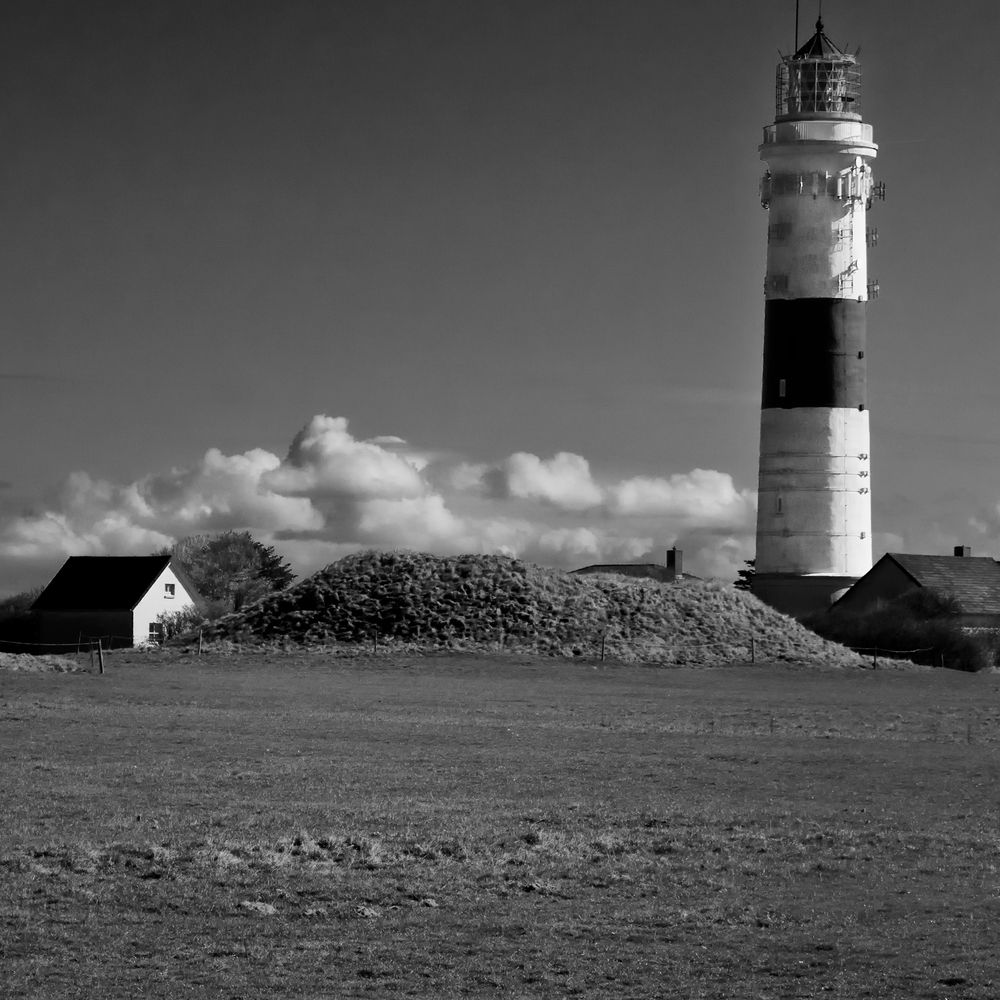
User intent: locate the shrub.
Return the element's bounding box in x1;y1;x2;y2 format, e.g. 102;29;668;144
156;606;208;641
0;587;43;646
804;587;995;672
0;586;43;617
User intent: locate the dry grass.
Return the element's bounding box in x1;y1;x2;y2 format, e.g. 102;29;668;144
0;652;80;672
1;651;999;997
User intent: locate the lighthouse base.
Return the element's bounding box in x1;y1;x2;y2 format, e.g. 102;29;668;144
752;573;859;620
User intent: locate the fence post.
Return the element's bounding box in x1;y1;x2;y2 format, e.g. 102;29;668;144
197;629;203;657
77;632;82;654
750;636;756;664
97;639;105;675
600;630;607;663
873;647;878;669
372;627;378;654
90;641;96;672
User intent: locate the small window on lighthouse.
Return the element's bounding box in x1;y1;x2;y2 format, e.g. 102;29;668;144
776;496;784;515
778;378;786;398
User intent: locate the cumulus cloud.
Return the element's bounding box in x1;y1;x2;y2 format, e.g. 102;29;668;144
0;507;170;563
608;469;755;525
263;415;426;500
356;495;467;549
480;451;604;511
0;413;757;595
447;461;491;493
141;448;321;534
528;527;653;566
456;453;753;529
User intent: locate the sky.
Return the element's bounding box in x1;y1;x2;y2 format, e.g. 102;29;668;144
2;0;1000;596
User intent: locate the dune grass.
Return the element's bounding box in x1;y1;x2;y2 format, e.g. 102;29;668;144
2;651;999;998
199;550;866;667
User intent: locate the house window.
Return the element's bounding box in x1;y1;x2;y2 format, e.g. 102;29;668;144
778;379;786;398
164;583;176;599
148;622;164;643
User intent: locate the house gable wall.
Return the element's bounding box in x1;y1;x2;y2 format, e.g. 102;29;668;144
132;565;197;645
832;558;915;615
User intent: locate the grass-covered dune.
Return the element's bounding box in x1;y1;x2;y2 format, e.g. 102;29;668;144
201;551;865;667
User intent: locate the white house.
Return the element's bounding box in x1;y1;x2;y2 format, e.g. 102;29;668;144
31;555;202;648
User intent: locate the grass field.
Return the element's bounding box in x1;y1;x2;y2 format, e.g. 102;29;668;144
2;651;1000;998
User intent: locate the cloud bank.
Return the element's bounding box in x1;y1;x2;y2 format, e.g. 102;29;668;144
0;414;756;594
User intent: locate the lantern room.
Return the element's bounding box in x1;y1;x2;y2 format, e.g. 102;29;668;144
776;18;862;122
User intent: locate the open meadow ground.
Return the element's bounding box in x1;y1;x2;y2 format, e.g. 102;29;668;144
2;651;1000;998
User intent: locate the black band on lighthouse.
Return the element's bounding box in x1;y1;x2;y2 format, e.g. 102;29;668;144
761;298;867;408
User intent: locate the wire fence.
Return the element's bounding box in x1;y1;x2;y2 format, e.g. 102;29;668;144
0;629;971;672
215;629;777;664
2;635;992;745
357;628;951;668
849;645;945;669
0;635;136;653
0;634;158;676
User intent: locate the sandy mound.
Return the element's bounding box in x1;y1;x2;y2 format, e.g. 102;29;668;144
199;552;864;667
0;652;81;672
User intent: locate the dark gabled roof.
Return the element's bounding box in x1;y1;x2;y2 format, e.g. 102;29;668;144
887;553;1000;616
571;564;700;583
31;556;187;612
794;17;847;60
573;563;671;573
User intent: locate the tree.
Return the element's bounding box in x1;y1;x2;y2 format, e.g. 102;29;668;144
0;586;43;644
167;532;295;615
0;586;43;618
734;559;755;591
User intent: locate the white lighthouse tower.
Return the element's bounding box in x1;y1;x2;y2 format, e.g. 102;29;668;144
752;16;882;617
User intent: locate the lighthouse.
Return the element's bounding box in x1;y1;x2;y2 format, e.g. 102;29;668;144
752;17;882;617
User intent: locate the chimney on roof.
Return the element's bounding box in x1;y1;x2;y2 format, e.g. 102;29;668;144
666;547;683;574
954;545;971;557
